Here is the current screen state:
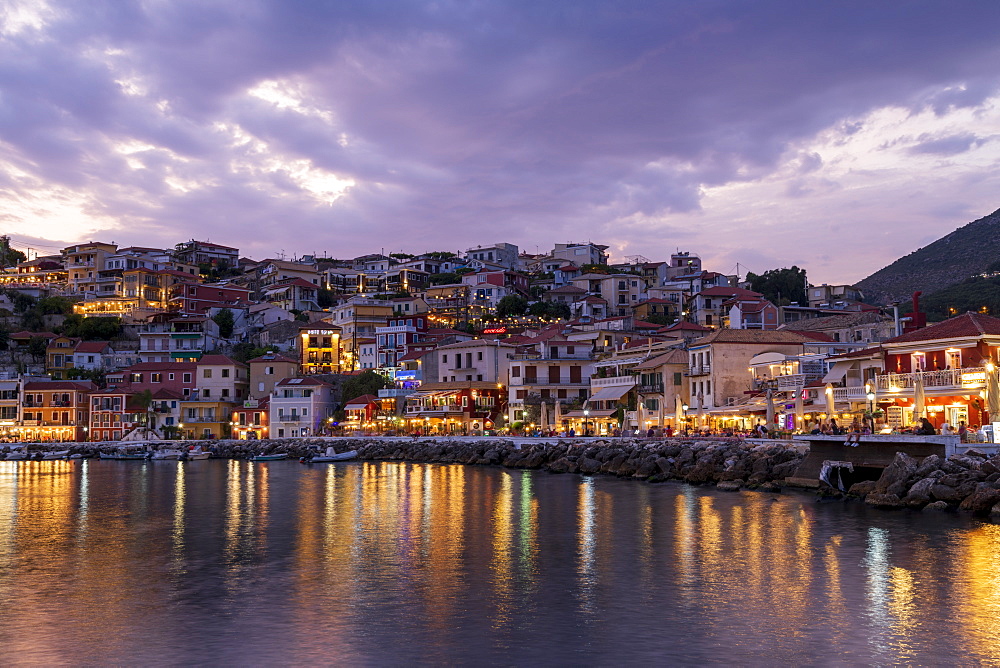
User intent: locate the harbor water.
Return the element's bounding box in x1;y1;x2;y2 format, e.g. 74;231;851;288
1;459;999;665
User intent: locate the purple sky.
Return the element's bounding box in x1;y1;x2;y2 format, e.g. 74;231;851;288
3;1;1000;285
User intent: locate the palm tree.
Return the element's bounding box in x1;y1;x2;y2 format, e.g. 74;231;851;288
133;389;155;439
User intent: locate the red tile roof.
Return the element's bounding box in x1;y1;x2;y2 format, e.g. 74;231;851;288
883;312;1000;344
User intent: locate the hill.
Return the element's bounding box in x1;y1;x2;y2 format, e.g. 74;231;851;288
856;207;1000;305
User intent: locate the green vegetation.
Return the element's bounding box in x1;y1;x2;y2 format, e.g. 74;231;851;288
212;308;235;338
746;266;807;306
60;315;123;340
496;295;528;317
228;342;279;364
66;368;108;387
0;236;26;268
339;370;393;406
921;274;1000;320
526;301;571;319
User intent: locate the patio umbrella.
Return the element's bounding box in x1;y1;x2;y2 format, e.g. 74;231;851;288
765;388;775;431
636;401;645;432
987;366;1000;423
675;394;685;427
824;383;835;418
794;383;804;430
696;391;705;427
913;374;926;422
554;400;563;432
539;401;548;431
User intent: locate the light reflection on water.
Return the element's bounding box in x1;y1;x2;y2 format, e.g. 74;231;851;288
0;460;999;664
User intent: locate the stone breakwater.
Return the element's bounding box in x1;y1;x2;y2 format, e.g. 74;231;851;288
848;449;1000;515
6;437;805;491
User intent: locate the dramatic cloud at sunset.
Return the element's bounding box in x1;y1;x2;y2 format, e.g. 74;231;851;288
3;1;1000;283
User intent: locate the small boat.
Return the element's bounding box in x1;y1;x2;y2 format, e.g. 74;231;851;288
252;452;287;461
150;448;185;460
3;447;29;461
300;447;358;463
100;445;150;460
185;446;210;460
40;449;72;460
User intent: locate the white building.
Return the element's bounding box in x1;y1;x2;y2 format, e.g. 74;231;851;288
269;377;336;437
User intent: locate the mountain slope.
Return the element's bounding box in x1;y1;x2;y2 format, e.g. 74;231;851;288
856;207;1000;305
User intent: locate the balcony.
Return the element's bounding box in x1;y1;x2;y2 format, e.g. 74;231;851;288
639;383;664;395
378;388;415;398
775;374;807;391
592;375;636;388
510;377;587;386
688;364;712;376
183;416;219;423
510;352;593;361
875;367;986;394
406;404;462;415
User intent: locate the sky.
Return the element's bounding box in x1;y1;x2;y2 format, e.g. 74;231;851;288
2;1;1000;286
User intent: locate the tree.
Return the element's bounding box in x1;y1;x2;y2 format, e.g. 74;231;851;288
133;389;155;438
317;287;335;308
430;272;461;285
27;336;48;360
580;264;610;274
496;295;528;317
0;236;26;268
229;342;278;364
746;266;808;306
35;296;74;315
340;371;393;405
60;315;123;340
67;368;107;388
213;308;235;338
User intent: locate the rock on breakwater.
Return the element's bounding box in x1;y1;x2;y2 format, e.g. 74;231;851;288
846;449;1000;516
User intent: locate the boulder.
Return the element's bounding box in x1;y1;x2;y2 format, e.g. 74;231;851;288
958;483;1000;514
925;500;950;511
847;480;877;498
716;480;742;491
902;477;938;508
874;452;919;495
865;493;904;509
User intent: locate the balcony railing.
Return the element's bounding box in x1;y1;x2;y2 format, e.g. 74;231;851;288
639;383;664;394
510;353;593;361
876;367;986;392
510;377;587;386
592;375;636;388
775;374;807;391
688;364;712;376
406;404;462;414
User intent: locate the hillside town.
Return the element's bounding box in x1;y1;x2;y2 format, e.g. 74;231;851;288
0;236;994;442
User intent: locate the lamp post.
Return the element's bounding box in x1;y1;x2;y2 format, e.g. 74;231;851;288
583;408;590;437
682;404;689;432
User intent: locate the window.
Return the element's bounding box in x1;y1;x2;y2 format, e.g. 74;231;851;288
222;369;230;378
512;367;520;377
203;369;212;378
265;366;274;375
151;373;162;383
169;373;175;381
203;389;211;397
221;389;229;398
477;352;483;360
183;373;192;383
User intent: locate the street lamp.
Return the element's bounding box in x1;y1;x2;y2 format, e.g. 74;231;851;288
583;408;590;436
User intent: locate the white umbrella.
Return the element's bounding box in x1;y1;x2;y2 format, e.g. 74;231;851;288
636;401;645;432
913;374;926;422
987;365;1000;423
794;383;804;431
824;383;835;418
765;388;775;432
675;394;685;427
539;401;548;431
696;391;705;427
554;400;563;432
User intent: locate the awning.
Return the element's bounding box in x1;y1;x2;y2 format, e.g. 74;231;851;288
587;383;636;402
563;409;616;418
344;400;376;410
822;360;853;384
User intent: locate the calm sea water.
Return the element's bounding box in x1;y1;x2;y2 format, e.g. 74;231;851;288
1;458;998;665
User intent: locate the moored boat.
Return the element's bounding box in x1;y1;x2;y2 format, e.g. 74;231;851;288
100;445;150;460
149;448;185;460
252;452;288;461
39;449;71;460
300;446;358;463
184;445;211;460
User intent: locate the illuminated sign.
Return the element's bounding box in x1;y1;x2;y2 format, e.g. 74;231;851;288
482;327;507;334
961;371;986;384
243;399;259;408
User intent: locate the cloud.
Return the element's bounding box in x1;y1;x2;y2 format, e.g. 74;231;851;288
0;0;999;283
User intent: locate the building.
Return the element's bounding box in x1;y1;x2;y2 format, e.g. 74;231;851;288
434;339;516;384
269;377;336;437
874;312;1000;431
569;273;646;318
404;381;506;435
248;352;299;400
507;333;593;425
138;314;223;363
298;323;342;375
19;380;95;442
173;240;239;268
168;282;253;316
550;243;609;267
464;243;520;271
